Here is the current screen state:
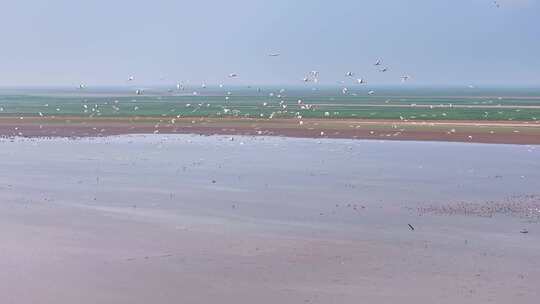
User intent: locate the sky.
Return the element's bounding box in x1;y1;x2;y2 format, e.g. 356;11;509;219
0;0;538;86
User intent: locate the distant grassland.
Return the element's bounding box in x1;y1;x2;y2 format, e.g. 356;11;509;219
1;91;540;121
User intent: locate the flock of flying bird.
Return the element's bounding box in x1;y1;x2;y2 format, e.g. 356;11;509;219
78;55;411;99
76;0;508;95
300;57;409;88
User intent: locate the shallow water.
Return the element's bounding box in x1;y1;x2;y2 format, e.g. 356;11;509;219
2;86;540;120
1;135;538;231
2;135;539;303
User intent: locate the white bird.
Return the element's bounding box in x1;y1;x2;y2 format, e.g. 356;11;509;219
368;90;375;95
79;84;86;90
357;78;366;84
342;87;349;95
135;89;143;95
228;73;238;78
374;59;382;66
303;71;320;83
345;72;354;77
128;76;134;81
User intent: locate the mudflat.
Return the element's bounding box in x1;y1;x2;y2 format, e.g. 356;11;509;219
1;135;539;303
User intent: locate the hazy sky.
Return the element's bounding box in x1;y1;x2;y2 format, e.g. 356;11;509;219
0;0;538;86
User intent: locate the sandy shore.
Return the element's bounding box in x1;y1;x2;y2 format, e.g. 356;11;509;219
1;135;539;303
2;116;540;144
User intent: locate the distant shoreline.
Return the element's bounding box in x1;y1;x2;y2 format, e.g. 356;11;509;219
1;117;540;145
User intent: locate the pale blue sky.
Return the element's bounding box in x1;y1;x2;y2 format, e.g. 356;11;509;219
0;0;538;86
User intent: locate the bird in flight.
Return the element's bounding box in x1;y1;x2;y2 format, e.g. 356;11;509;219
303;71;320;83
374;59;382;66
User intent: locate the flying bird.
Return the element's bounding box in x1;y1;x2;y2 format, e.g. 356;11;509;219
128;76;134;81
401;75;411;82
303;71;320;83
374;59;382;66
228;73;238;78
268;53;281;57
357;78;366;84
345;72;354;77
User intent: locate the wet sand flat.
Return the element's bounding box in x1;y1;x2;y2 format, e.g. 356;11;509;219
1;116;540;145
1;135;539;303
